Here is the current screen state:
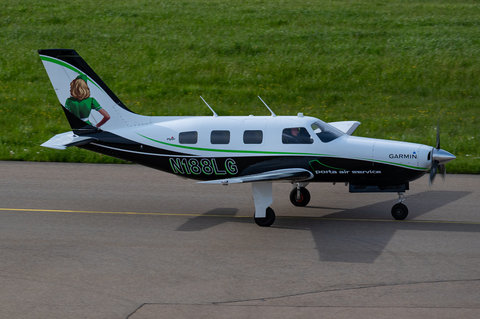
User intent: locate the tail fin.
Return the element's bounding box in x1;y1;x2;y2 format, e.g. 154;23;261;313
38;49;149;134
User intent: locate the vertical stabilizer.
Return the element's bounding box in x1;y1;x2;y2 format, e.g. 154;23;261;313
38;49;150;133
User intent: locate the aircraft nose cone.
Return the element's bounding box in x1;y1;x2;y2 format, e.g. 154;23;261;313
432;148;456;165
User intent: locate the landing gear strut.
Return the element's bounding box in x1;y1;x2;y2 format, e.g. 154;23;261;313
391;192;408;220
252;182;275;227
290;182;310;207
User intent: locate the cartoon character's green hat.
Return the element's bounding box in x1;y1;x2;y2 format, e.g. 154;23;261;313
75;74;88;82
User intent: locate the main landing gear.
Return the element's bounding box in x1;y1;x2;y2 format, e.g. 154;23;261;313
254;207;276;227
289;182;310;207
251;182;311;227
391;192;408;220
251;183;409;227
251;182;312;227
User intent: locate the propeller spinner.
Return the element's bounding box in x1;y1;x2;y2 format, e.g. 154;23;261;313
429;126;456;186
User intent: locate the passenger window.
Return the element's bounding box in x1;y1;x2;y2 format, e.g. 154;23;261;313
211;130;230;144
243;130;263;144
179;131;198;144
282;127;313;144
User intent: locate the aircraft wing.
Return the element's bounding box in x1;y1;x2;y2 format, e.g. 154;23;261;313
328;121;361;135
198;168;314;185
41;131;98;150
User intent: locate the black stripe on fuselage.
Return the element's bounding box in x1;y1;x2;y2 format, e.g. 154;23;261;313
80;141;426;185
81;131;193;157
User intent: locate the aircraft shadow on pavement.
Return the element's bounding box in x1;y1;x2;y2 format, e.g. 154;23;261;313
176;190;475;263
286;190;475;263
310;190;472;220
176;208;241;232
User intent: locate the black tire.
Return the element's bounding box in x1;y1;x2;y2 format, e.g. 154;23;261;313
254;207;276;227
391;203;408;220
289;187;311;207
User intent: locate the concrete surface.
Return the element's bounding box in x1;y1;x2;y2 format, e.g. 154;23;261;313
0;161;479;318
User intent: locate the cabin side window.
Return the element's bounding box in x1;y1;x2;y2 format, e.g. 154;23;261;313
282;127;313;144
179;131;198;144
243;130;263;144
211;130;230;144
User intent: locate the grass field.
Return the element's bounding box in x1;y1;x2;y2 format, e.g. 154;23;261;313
1;0;479;173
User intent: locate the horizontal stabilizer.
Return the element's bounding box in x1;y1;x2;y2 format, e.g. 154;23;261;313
328;121;361;135
41;131;98;150
198;168;313;185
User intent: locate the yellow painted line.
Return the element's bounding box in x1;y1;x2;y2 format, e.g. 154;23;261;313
2;207;480;225
0;207;249;218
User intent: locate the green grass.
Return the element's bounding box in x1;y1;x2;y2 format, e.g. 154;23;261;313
1;0;479;172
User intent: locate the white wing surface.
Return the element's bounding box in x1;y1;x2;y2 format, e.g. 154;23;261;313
198;168;314;185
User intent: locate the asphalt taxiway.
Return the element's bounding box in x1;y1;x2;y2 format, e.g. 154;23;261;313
1;161;479;318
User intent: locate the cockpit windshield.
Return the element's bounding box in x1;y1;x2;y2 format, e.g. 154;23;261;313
311;120;344;143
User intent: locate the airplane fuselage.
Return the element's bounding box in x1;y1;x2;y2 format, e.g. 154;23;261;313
79;114;431;186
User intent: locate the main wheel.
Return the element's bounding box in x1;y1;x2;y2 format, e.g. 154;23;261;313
289;187;311;207
254;207;276;227
391;203;408;220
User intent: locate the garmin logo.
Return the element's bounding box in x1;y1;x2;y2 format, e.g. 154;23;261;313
389;152;417;159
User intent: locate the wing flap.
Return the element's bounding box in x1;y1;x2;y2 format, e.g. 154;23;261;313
198;168;314;185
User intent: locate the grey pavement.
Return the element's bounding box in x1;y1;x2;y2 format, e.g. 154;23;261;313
0;161;479;318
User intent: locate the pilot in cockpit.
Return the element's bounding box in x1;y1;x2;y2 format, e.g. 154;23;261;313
282;127;312;144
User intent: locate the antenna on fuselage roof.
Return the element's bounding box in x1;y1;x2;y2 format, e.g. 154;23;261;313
200;96;218;117
258;96;276;117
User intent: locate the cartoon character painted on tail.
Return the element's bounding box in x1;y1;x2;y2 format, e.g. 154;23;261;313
65;75;110;128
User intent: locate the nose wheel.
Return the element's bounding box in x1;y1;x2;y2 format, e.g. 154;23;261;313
391;192;408;220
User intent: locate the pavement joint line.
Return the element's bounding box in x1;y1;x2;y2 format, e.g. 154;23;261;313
2;207;480;225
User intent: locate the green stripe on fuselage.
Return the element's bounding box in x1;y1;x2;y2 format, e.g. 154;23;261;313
135;133;428;171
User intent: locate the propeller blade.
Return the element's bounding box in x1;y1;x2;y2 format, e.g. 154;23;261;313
428;122;455;186
429;160;439;186
436;124;440;150
439;164;446;182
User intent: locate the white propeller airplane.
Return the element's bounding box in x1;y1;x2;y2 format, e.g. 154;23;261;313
38;49;456;227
